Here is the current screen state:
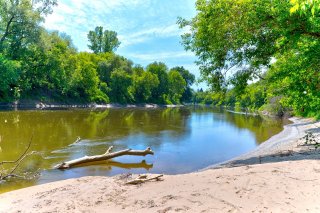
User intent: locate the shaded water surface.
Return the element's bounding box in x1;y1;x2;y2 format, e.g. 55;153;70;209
0;107;287;193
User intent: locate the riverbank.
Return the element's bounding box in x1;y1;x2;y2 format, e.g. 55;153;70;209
207;117;320;169
0;100;185;110
0;117;319;212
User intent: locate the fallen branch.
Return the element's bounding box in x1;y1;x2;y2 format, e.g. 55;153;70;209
54;146;154;169
0;134;33;166
126;174;164;185
0;134;34;181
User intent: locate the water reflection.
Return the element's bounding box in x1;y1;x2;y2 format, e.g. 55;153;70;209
0;106;286;193
76;160;153;170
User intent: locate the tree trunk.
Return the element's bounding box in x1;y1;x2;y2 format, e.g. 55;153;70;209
54;146;154;169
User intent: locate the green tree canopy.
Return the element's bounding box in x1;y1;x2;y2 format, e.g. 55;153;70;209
170;66;195;102
146;62;169;103
20;30;77;96
0;0;57;58
133;71;159;103
168;70;186;103
87;26;121;53
179;0;320;91
179;0;320;117
109;69;133;103
0;54;20;100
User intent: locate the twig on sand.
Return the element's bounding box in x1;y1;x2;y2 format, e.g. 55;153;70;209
126;174;164;185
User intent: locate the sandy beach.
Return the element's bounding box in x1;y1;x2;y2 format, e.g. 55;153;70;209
0;117;319;213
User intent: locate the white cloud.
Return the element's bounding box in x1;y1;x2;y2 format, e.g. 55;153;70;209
67;0;147;12
44;0;148;30
126;51;195;61
43;0;194;48
119;24;184;47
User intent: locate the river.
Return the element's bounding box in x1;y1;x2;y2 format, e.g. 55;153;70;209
0;106;287;193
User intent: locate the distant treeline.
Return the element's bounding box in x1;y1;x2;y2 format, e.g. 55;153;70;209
0;0;194;104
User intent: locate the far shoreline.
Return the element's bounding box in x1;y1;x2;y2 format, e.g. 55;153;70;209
0;101;186;110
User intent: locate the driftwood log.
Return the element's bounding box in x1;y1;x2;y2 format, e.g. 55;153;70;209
54;146;154;169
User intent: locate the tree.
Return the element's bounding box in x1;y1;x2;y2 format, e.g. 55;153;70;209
133;71;159;103
178;0;320;91
132;64;144;76
0;0;57;58
290;0;320;15
68;53;109;103
170;66;195;102
167;70;186;103
179;0;320;117
146;62;169;103
102;30;121;53
0;54;20;100
266;48;320;117
109;69;133;103
87;26;121;53
19;30;77;97
94;53;133;84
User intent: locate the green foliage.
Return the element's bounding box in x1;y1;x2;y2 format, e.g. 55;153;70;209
194;82;267;113
20;30;77;97
179;0;320;90
193;89;213;105
234;83;266;111
147;62;169;103
181;0;320;118
266;46;320;117
87;26;121;53
0;54;20;100
168;70;186;103
109;69;133;103
179;0;278;90
290;0;320;16
132;71;159;103
68;53;109;103
0;2;194;105
170;66;195;102
0;0;57;59
95;53;133;84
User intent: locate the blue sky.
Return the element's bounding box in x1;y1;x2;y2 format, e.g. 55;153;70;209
44;0;206;89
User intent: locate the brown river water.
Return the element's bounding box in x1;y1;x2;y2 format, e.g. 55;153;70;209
0;106;287;194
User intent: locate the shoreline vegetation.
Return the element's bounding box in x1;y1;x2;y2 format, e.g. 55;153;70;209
0;2;195;108
0;0;319;212
0;0;319;119
0;101;185;110
0;100;288;117
178;0;320;119
0;117;319;212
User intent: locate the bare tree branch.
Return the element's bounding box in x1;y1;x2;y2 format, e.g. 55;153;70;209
0;134;33;166
0;133;34;181
0;15;15;46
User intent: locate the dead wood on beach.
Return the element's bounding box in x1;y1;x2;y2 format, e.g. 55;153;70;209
54;146;154;169
126;174;164;185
